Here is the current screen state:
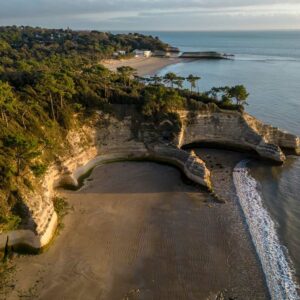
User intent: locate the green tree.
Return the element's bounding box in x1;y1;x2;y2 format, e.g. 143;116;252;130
35;73;59;121
187;74;201;92
2;134;41;176
150;74;162;85
36;72;75;122
117;66;136;87
163;72;177;88
142;87;161;116
161;89;184;112
229;85;249;106
0;40;12;54
174;76;185;89
207;87;228;99
89;65;112;98
0;81;17;127
55;73;75;109
142;86;184;116
30;163;47;177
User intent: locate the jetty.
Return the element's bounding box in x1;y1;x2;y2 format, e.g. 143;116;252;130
180;51;234;59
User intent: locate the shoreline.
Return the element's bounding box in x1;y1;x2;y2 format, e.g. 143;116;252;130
1;150;269;299
102;56;184;76
234;160;299;299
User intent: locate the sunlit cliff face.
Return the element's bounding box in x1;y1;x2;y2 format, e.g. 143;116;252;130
1;0;300;30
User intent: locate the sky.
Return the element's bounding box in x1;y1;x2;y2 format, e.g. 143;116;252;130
1;0;300;31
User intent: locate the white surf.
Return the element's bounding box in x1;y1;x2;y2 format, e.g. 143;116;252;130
233;160;299;300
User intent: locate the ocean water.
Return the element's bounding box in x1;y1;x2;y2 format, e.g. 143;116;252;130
234;161;299;299
149;31;300;299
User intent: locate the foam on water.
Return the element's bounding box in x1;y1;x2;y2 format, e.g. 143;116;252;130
233;160;299;300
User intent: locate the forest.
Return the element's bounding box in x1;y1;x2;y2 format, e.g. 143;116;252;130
0;26;248;231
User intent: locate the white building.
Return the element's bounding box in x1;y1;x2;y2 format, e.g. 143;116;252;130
113;50;126;57
133;49;152;58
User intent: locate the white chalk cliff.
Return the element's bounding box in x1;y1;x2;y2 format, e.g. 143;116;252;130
1;106;299;250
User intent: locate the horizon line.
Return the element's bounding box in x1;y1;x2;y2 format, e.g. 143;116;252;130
1;25;300;33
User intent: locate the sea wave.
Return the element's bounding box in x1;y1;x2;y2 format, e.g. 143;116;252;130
233;160;299;300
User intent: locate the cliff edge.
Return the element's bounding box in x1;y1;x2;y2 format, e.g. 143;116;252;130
0;107;299;250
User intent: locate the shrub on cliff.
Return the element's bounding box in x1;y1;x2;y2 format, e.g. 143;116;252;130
228;85;249;106
53;197;71;231
2;134;41;177
186;74;201;92
142;86;184;116
206;85;249;109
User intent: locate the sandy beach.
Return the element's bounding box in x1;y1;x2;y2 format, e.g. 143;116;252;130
2;150;268;300
102;57;182;76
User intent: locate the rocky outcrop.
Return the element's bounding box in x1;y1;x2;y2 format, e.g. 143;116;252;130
177;108;299;162
1;106;299;250
243;114;300;155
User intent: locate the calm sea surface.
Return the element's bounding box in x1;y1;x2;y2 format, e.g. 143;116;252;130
147;31;300;287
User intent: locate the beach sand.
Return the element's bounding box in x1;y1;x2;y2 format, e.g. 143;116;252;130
2;150;268;300
102;57;182;76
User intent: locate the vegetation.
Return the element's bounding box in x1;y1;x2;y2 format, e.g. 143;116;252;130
53;196;71;231
186;74;201;92
206;85;249;106
143;73;248;110
142;86;185;116
0;26;249;231
0;26;168;60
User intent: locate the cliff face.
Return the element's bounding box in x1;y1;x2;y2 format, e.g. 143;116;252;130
60;111;211;190
243;114;300;155
0;126;98;249
178;109;299;162
1;107;299;250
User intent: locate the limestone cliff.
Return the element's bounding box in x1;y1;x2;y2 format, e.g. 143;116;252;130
178;107;299;162
0;106;299;250
243;113;300;155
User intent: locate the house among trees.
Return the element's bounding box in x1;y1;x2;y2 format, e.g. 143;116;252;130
153;47;181;58
153;50;167;57
113;50;127;57
133;49;152;58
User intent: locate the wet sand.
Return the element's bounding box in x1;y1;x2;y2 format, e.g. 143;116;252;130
102;57;182;76
3;150;268;300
